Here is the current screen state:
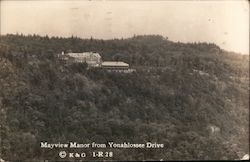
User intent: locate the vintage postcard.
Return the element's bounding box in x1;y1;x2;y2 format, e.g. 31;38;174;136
0;0;249;161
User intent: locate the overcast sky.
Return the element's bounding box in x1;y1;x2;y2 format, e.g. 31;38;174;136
1;0;249;54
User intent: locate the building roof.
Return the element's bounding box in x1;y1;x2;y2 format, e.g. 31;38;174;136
102;61;129;67
67;52;101;58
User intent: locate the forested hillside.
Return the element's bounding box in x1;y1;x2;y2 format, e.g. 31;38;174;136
0;34;249;161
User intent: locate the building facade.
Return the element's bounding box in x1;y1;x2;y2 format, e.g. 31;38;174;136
101;61;129;69
59;51;135;72
101;61;135;72
61;52;102;67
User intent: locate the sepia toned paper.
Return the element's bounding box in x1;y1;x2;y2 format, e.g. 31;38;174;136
0;0;249;161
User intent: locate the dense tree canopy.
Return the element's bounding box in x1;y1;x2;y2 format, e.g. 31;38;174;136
0;34;249;161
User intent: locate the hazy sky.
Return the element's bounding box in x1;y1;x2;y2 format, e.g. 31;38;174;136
1;0;249;54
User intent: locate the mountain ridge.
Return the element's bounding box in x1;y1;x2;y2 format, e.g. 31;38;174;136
0;34;249;161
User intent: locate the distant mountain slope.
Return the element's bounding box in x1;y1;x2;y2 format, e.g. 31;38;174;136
0;34;249;161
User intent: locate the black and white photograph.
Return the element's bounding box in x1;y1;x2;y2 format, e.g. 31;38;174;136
0;0;249;161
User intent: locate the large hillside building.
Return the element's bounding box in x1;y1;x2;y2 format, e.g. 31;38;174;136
60;51;101;67
59;51;135;72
